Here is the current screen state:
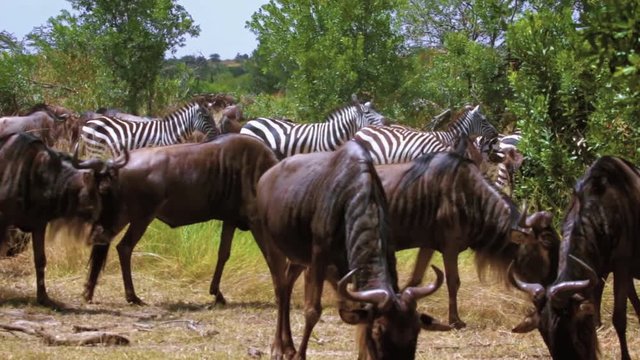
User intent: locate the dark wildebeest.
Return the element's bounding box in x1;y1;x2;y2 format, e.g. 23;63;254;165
374;139;560;328
83;134;278;305
511;156;640;360
0;104;71;147
0;132;126;307
253;140;446;360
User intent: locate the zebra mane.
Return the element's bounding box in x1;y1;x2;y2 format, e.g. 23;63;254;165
323;102;360;123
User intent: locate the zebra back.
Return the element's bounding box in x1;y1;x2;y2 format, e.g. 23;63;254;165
81;101;216;158
240;99;386;159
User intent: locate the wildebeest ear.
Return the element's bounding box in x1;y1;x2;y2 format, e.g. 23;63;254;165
510;228;534;244
512;313;539;333
339;308;369;325
577;300;596;318
419;313;452;331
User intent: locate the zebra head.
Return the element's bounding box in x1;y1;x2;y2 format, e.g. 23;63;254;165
350;94;387;127
191;102;219;140
450;105;499;142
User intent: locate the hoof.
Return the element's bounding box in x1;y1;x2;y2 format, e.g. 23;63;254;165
450;320;466;329
127;296;147;306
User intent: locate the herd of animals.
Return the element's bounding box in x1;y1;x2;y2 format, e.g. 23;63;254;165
0;93;638;359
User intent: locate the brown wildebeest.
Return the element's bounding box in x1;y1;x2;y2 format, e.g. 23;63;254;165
0;105;67;147
511;156;640;360
375;139;560;328
253;139;446;360
84;134;278;305
0;132;126;307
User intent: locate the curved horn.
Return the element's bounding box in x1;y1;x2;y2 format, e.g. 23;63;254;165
72;143;107;172
402;265;444;302
525;211;552;229
106;146;129;171
518;200;529;228
338;268;391;310
508;262;545;300
548;255;596;306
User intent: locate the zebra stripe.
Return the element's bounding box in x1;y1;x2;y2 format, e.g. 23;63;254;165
354;105;497;165
240;100;386;159
81;101;216;158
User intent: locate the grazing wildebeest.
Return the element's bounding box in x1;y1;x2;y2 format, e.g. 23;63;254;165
253;140;446;360
0;132;126;307
0;104;70;147
511;156;640;360
83;134;279;305
374;139;560;328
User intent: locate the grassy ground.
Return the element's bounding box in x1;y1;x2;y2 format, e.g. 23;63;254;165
0;220;638;359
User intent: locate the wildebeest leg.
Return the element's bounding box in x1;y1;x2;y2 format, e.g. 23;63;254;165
31;226;61;308
594;273;607;327
612;268;631;360
282;261;304;357
83;244;110;303
627;279;640;324
296;259;327;360
444;251;465;328
271;257;298;359
209;221;236;305
116;217;154;305
405;247;435;288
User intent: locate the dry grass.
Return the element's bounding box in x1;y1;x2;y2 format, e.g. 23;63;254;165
0;225;638;359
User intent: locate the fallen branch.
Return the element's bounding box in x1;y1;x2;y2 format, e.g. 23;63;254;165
37;330;130;346
0;322;129;346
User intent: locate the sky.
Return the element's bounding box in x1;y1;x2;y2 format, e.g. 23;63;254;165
0;0;268;60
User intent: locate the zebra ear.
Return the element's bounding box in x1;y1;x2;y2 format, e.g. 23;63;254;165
473;104;481;113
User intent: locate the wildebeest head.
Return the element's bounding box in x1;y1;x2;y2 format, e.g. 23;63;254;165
510;255;598;360
338;266;448;359
68;143;129;225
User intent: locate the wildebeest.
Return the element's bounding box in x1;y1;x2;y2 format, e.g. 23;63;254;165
0;132;126;307
511;156;640;360
253;139;445;359
374;139;560;328
83;134;279;305
0;104;71;147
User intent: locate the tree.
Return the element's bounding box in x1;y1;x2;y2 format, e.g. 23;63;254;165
41;0;200;113
398;0;529;49
248;0;406;119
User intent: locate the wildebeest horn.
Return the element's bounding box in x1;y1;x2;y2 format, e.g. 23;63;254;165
548;255;597;307
402;265;444;302
518;200;529;228
338;268;392;310
106;146;129;171
72;142;107;172
525;211;552;230
508;262;545;301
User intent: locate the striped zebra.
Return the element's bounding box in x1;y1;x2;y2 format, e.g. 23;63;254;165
354;105;498;165
81;101;217;158
239;96;386;159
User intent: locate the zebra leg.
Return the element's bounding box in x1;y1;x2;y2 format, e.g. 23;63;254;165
209;221;236;305
405;247;435;288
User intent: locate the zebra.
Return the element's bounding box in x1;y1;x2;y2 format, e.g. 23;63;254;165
81;101;217;158
239;95;386;159
353;105;498;165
